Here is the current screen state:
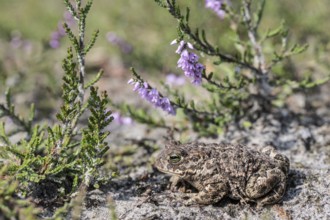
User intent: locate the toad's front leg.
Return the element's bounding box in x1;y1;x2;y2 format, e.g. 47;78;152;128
169;175;191;192
181;181;228;205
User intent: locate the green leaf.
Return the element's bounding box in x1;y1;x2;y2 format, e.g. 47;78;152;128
84;29;99;55
63;23;79;52
242;121;252;129
290;43;308;54
185;7;190;22
189;100;195;109
266;21;284;38
208;72;214;80
0;122;9;145
5;145;24;160
83;1;93;15
5;88;11;109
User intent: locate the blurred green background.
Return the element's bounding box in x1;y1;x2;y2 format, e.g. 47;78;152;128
1;1;330;42
0;0;329;118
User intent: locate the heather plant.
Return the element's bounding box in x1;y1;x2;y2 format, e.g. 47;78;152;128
0;0;112;217
0;167;40;219
123;0;329;137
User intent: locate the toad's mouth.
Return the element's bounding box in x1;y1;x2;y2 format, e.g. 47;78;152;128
154;163;184;176
156;167;180;175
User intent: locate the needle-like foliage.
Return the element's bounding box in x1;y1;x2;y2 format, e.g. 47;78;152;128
0;0;112;217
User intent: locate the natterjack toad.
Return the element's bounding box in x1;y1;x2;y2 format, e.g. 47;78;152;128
154;142;290;207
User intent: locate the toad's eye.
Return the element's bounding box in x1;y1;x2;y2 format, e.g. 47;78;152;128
169;153;181;164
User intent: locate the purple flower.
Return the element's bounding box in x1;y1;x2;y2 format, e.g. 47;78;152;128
49;39;61;49
10;32;32;51
172;40;193;54
111;112;133;125
49;11;75;48
172;40;205;86
10;35;23;49
205;0;228;19
106;32;133;54
166;74;186;86
128;79;176;115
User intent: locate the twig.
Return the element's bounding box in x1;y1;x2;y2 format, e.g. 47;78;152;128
242;0;267;74
0;104;30;133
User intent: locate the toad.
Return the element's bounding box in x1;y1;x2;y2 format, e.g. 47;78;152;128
154;142;290;207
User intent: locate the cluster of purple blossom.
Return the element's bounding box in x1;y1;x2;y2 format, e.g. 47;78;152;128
172;40;205;86
128;79;176;115
10;32;32;52
205;0;228;19
111;112;133;125
106;32;133;54
49;12;75;49
166;73;186;86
